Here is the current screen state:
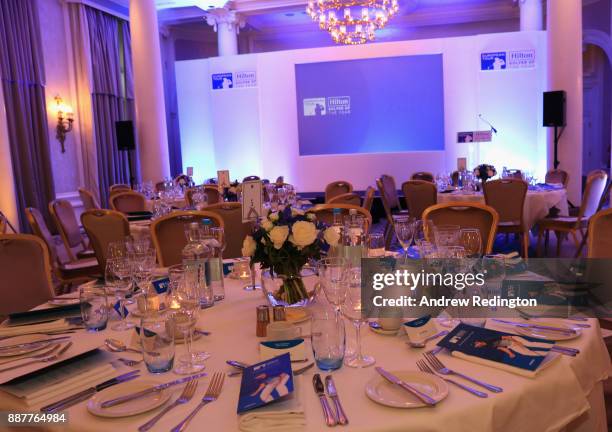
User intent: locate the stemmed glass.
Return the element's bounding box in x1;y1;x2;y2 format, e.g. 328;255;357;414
318;257;348;318
341;267;375;368
394;217;415;258
366;233;385;258
130;249;156;295
106;257;134;331
460;229;482;258
168;279;206;375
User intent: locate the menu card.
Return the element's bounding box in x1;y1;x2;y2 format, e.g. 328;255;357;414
237;353;294;413
437;323;553;372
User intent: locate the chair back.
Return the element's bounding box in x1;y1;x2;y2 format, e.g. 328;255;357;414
505;169;523;180
203;185;221;205
578;170;608;221
363;186;375;214
0;234;54;314
307;204;372;233
110;184;130;192
545;169;569;187
243;175;260;182
0;214;7;234
325;181;353;202
411;172;434;183
26;207;64;266
376;174;401;213
422;202;499;254
401;180;437;220
49;199;86;261
81;209;130;272
151;211;224;267
206;203;254;259
588;208;612;258
110;191;147;213
328;192;361;207
78;188;101;211
483;179;527;226
451;171;459;187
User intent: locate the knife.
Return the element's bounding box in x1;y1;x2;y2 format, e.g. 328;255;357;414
101;371;207;408
313;374;336;427
375;367;437;406
0;336;71;352
325;375;348;425
492;319;576;335
40;370;140;413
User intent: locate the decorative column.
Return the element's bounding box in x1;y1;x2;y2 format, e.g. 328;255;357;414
518;0;544;31
205;8;245;56
129;0;171;182
0;83;19;231
547;0;583;203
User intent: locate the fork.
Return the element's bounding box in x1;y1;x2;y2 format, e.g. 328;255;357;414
138;380;198;432
0;342;73;373
118;358;144;367
171;372;225;432
424;352;503;393
0;344;61;366
417;360;487;398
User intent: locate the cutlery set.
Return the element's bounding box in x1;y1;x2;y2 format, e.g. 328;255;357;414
313;374;348;426
0;341;73;373
226;359;314;377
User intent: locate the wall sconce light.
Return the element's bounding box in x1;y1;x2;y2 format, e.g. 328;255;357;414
54;95;73;153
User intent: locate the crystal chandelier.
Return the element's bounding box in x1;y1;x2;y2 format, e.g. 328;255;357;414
307;0;399;45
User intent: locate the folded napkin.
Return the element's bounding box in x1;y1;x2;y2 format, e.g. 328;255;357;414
0;320;72;338
238;376;306;432
450;350;559;378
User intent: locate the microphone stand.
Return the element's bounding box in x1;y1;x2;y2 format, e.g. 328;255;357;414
478;114;498;134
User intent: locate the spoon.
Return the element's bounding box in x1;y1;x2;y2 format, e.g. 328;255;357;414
104;338;144;355
406;330;449;348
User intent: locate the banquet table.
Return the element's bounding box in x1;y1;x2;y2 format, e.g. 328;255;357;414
1;273;609;432
437;188;569;230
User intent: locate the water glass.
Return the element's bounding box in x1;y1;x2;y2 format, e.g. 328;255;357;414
311;315;345;371
460;229;482;258
208;227;226;301
367;233;385;257
318;257;348;314
80;286;109;332
394;216;415;257
106;257;134;331
141;313;175;374
433;225;461;248
341;267;375;368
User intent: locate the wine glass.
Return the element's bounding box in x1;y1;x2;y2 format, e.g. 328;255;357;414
130;249;156;295
341;267;375;368
106;257;134;331
394;217;415;258
433;224;461;248
460;229;482;258
318;257;348;317
168;279;207;375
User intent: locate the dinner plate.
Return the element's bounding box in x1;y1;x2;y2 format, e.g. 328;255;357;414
365;370;448;408
513;319;582;341
87;379;171;418
0;334;50;357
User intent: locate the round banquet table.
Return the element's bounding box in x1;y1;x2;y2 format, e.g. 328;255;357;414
3;273;609;432
437;188;569;230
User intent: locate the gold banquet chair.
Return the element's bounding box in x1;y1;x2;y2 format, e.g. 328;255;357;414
151;210;224;267
78;187;101;211
410;172;434;183
376;174;407;249
401;180;437;220
544;169;569;188
307;204;372;233
204;185;221;205
325;181;354;203
0;234;55;315
587;208;612;258
110;191;147;214
49;199;94;262
81;209;130;272
362;186;375;214
206;202;254;259
422;202;499;255
328;192;362;207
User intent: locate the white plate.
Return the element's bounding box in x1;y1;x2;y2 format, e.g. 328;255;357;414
88;379;171;418
48;298;80;306
514;319;582;341
365;370;448;408
0;334;50;357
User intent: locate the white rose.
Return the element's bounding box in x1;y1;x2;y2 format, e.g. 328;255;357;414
269;212;279;222
269;225;289;249
241;235;256;257
261;219;274;231
307;213;316;221
290;221;318;248
323;227;340;246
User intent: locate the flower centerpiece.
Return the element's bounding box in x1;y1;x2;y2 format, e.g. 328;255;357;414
241;206;340;305
473;164;497;182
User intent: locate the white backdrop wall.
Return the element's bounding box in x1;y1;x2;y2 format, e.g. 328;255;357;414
176;31;547;190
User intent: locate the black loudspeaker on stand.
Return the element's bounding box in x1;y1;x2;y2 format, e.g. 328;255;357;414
543;90;566;169
115;120;136;187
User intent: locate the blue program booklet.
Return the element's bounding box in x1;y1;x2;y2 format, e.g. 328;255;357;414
237;353;294;414
437;323;554;371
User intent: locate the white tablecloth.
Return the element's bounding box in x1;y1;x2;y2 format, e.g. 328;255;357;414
1;275;609;432
438;189;569;230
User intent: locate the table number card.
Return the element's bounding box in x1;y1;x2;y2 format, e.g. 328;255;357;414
217;170;230;189
402;315;437;343
242;180;263;223
457;157;467;171
186;167;194;177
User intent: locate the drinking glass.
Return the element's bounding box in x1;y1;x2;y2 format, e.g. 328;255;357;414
168;280;206;375
394;216;415;258
341;268;375;368
130;249;156;294
311;314;345;371
460;229;482;258
276;187;288;206
106;257;134;331
141;312;175;374
318;257;348;316
366;233;385;258
107;240;129;260
209;227;226;301
126;237;151;254
433;224;461;248
80;286;109;332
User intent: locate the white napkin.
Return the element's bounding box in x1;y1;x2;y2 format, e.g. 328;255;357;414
451;348;560;378
0;320;72;337
238;376;306;432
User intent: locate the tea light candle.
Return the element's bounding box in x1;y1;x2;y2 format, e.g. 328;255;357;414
234;260;251;280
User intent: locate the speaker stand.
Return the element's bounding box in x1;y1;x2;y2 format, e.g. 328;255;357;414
553;125;565;169
122;149;136;188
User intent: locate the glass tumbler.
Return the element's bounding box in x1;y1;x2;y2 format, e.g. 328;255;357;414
140;312;175;374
